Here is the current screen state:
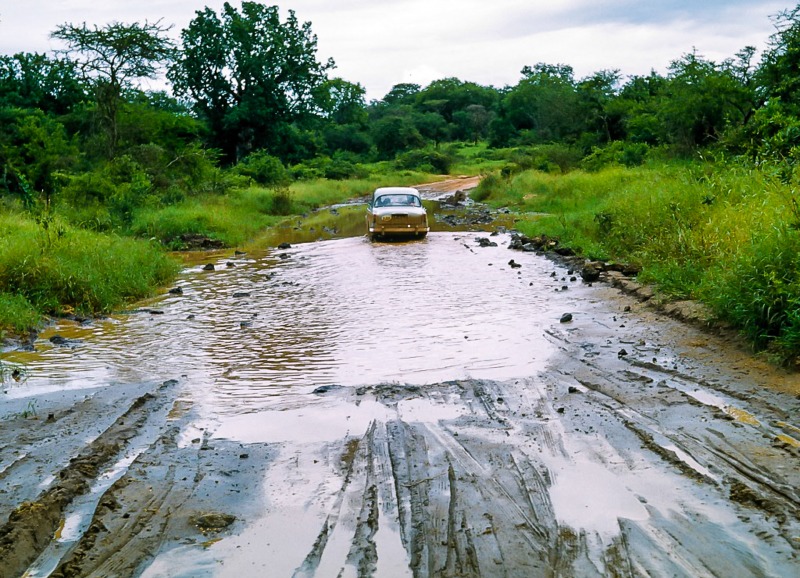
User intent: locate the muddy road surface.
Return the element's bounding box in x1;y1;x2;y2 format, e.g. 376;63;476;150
1;178;799;577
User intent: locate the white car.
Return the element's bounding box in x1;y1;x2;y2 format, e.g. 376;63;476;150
365;187;429;240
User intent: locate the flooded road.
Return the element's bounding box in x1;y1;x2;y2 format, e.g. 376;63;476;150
1;189;800;577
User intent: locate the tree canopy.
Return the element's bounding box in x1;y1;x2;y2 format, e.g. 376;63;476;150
51;20;175;156
169;1;334;162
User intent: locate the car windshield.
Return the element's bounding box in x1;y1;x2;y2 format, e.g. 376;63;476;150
374;194;421;208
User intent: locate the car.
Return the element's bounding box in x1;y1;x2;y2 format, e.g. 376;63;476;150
366;187;429;240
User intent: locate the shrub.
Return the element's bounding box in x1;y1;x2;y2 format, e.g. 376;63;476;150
581;142;651;171
233;150;290;186
471;172;506;202
395;148;452;174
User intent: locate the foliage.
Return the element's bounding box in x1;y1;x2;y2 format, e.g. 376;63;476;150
0;108;78;205
395;148;452;174
0;52;85;114
169;2;334;162
0;212;178;317
581;141;651;171
52;20;176;157
233;150;290;186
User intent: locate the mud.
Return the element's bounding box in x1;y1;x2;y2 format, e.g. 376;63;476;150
1;178;799;577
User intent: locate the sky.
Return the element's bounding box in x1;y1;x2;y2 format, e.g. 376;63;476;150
0;0;791;101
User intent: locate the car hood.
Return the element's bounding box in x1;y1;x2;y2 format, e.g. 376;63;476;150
371;206;427;216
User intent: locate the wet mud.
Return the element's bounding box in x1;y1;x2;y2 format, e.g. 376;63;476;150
1;178;799;577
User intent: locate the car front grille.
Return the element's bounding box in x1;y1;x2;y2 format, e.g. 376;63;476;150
382;214;423;226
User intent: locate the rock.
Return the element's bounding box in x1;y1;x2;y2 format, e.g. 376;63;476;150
278;242;292;249
234;250;246;256
168;287;184;295
179;234;225;250
279;253;290;260
560;313;573;323
202;263;215;271
508;259;522;269
313;384;343;394
232;292;251;298
580;265;601;282
568;386;579;394
556;407;566;414
226;262;236;268
508;236;524;250
49;335;69;345
618;348;629;357
476;237;497;247
555;247;575;256
191;512;236;534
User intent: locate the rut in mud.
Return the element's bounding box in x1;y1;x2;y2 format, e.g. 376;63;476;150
1;179;799;577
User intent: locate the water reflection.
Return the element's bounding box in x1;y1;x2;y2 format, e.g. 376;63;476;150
4;232;560;416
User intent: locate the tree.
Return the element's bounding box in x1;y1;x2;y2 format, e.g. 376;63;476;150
169;2;334;162
760;4;800;111
0;52;85;114
503;63;582;142
0;108;78;205
381;83;421;105
315;78;367;125
576;70;621;144
51;20;175;158
658;50;755;149
416;78;499;122
371;114;424;158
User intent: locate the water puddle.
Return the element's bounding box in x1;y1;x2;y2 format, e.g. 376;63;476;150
5;231;560;420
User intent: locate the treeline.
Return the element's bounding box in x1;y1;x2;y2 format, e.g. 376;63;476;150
3;2;800;228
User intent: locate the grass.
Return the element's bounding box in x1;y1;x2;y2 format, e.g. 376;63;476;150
0;211;179;337
128;171;440;248
475;160;800;363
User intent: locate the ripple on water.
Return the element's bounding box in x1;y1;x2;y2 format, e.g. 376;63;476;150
5;233;562;415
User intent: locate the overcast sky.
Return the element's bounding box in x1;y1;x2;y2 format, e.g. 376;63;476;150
0;1;790;100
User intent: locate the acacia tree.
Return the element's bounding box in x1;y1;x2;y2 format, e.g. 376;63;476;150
169;2;335;162
51;20;175;157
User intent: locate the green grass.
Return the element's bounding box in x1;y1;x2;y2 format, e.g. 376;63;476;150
475;161;800;363
129;171;440;249
0;211;179;335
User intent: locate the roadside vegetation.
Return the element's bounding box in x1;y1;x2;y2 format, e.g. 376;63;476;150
3;2;800;362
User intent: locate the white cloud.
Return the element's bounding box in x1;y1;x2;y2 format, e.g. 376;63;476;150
0;0;785;100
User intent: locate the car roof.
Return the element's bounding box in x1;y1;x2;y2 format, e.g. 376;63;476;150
372;187;420;198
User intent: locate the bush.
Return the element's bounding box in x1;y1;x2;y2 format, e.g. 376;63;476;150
471;172;506;202
395;148;452;174
581;142;651;171
233;150;290;186
702;224;800;357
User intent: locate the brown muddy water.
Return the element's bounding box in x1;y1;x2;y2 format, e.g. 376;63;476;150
2;199;800;577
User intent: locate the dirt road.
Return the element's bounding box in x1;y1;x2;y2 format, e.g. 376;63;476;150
1;179;798;577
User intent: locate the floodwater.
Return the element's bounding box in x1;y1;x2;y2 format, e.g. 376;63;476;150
5;230;560;411
2;200;799;577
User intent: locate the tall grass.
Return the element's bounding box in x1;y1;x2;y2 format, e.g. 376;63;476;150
129;172;438;249
477;161;800;362
0;212;178;335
